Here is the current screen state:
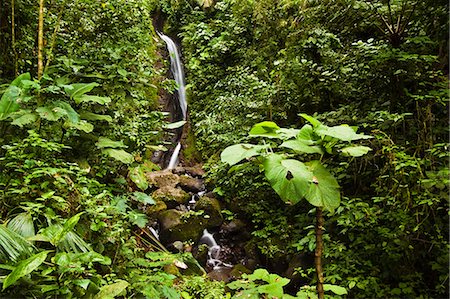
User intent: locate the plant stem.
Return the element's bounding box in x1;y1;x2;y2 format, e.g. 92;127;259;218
11;0;18;76
315;207;325;299
37;0;45;79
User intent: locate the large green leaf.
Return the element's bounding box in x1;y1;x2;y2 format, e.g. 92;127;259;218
64;82;99;99
340;146;372;157
263;154;313;205
7;213;35;239
10;110;37;127
316;125;371;141
2;251;50;290
102;149;134;164
0;225;34;262
10;73;31;87
66;120;94;133
281;140;323;154
80;112;112;122
129;166;148;191
323;284;348;295
96;137;127;149
304;161;340;211
221;143;266;166
36;106;66;121
249;121;281;138
52;213;84;245
55;101;79;123
93;280;129;299
0;86;21;120
299;113;322;127
74;95;111;105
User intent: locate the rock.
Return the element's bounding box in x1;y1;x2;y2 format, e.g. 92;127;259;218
194;196;223;228
173;166;205;178
229;264;252;279
152;186;190;208
142;199;167;218
178;175;204;193
158;209;208;244
207;267;233;282
221;219;246;234
146;170;179;188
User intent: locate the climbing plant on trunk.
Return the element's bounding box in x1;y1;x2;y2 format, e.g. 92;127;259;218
221;114;372;298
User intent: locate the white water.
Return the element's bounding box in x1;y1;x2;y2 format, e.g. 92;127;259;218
158;31;188;170
158;32;188;120
167;142;181;170
200;229;232;269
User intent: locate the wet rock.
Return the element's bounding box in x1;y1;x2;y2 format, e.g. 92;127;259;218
146;170;179;188
178;175;204;193
173;166;205;178
221;219;246;234
152;186;190;208
158;209;207;244
142;199;167;218
194;196;223;228
207;267;233;282
230;264;252;279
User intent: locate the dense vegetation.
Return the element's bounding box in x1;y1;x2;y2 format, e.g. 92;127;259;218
0;0;448;298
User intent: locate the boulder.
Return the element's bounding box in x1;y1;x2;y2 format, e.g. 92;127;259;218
173;166;205;178
142;199;167;218
194;196;223;228
178;175;204;193
146;170;179;188
152;186;190;208
158;209;208;244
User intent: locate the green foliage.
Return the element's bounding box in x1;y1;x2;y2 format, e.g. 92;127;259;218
221;116;371;211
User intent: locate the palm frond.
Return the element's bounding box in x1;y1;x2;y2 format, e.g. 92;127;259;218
6;213;35;239
0;225;34;262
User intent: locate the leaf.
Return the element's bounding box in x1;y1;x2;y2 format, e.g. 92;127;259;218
299;113;322;127
80;112;112;122
129;167;149;190
36;106;63;121
0;225;34;261
10;111;37;127
323;284;348;295
297;124;317;144
281;140;323;154
64;82;99;99
52;213;84;245
263;154;313;205
340;146;372;157
0;85;21;120
55;101;80;123
249;121;281;138
131;192;155;205
93;280;129;299
102;148;134;164
221;143;266;166
2;251;50;290
164;120;186;129
74;95;111;105
96;137;127;149
10;73;31;87
304;161;340;211
66;120;94;133
316;125;371;141
7;213;35;239
128;211;148;228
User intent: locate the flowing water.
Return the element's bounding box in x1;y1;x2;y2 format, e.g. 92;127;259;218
200;229;233;269
158;32;188;170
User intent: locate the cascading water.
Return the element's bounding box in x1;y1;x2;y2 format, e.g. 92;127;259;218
200;229;233;269
158;32;187;170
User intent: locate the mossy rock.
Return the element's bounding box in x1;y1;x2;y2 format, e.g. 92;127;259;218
143;199;167;218
178;175;204;192
158;209;208;244
152;186;190;208
194;196;223;228
146;170;180;188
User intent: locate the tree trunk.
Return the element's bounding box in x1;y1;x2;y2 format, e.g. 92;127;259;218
11;0;17;76
315;207;325;299
37;0;45;79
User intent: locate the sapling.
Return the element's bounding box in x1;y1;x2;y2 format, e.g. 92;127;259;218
221;114;371;299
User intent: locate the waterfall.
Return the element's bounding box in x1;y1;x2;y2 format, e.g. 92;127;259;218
158;32;188;120
158;31;187;170
200;229;232;269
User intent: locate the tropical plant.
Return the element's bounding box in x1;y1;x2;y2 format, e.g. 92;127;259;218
221;114;371;298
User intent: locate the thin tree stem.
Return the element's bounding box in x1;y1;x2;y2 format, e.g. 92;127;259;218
315;207;325;299
11;0;18;76
37;0;45;80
